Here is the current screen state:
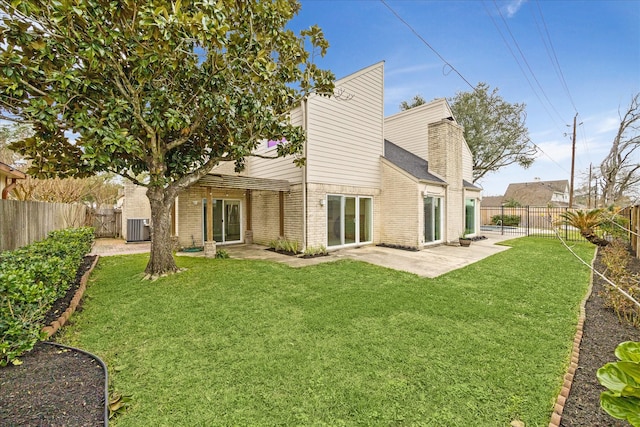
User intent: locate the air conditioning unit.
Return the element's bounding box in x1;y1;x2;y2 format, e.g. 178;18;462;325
127;218;150;242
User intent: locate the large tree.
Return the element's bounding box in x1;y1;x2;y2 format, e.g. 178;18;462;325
448;83;535;182
0;0;334;277
399;94;426;111
600;93;640;206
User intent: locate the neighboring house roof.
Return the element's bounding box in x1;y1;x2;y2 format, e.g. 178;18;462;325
503;179;570;206
0;161;26;180
480;196;505;207
383;140;445;184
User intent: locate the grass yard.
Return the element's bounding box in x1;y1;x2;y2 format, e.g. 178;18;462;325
61;238;594;426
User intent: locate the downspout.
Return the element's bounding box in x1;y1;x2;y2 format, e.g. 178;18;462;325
2;178;17;199
302;97;308;250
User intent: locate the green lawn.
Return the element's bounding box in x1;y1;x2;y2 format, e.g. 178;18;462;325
61;238;594;426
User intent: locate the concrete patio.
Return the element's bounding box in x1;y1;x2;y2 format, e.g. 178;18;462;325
91;231;516;278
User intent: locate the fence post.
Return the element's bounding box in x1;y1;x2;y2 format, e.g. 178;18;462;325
500;205;504;235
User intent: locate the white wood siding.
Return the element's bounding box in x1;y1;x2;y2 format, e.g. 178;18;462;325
305;62;384;188
384;98;452;160
462;142;474;182
246;107;304;183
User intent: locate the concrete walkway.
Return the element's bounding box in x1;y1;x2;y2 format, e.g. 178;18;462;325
91;232;515;278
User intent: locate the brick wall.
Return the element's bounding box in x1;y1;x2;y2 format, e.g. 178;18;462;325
428;119;465;241
380;161;421;248
122;181;151;241
305;182;380;249
175;186;245;248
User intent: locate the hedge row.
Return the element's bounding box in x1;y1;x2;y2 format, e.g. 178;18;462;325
491;214;521;226
0;227;94;367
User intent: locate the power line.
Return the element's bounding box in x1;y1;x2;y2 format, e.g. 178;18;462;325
380;0;569;176
491;0;568;128
533;0;578;114
379;0;475;91
380;0;569;173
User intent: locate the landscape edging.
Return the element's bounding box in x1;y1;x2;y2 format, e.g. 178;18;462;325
42;341;110;427
548;247;598;427
41;255;100;338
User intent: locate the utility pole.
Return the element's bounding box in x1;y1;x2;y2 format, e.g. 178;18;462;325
587;163;592;208
569;113;578;208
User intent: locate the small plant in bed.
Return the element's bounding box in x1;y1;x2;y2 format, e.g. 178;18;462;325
268;238;301;256
302;245;328;258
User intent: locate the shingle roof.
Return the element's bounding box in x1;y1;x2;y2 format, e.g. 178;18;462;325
503;180;569;206
463;179;480;190
481;196;505;207
383;140;445;184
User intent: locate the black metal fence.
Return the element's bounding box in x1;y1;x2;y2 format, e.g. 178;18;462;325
480;206;587;241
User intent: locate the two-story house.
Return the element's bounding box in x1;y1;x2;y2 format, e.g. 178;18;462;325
123;62;481;250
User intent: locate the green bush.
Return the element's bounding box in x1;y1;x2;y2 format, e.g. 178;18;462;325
215;249;230;259
491;214;521;226
268;238;300;254
0;227;94;366
303;245;327;256
597;341;640;426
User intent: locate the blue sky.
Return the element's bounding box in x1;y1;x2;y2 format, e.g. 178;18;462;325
289;0;640;196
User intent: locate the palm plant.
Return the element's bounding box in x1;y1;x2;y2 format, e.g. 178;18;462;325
557;209;610;247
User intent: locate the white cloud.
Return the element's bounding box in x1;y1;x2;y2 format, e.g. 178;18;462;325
534;138;573;163
505;0;527;18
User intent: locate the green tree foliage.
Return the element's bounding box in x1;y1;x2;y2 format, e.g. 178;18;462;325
0;123;32;165
449;83;535;182
399;94;426;111
0;0;334;277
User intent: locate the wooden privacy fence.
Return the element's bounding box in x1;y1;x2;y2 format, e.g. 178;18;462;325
0;199;89;252
620;205;639;258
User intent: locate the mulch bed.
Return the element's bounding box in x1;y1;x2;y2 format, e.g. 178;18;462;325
559;249;640;427
0;255;107;427
1;248;638;426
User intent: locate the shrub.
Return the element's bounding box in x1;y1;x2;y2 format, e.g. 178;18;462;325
491;214;521;226
268;238;300;254
215;249;230;259
303;245;327;257
597;341;640;425
0;227;94;366
599;240;640;327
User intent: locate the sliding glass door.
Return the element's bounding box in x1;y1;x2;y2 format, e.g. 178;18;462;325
424;196;443;243
465;198;476;235
203;199;242;244
327;195;372;248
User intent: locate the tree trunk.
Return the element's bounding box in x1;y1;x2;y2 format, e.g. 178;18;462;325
144;186;179;278
582;230;610;247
